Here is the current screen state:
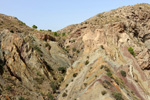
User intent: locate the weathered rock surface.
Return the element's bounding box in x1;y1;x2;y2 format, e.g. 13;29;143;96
57;3;150;100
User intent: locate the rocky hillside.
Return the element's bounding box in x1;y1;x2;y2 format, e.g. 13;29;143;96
1;3;150;100
0;14;70;100
57;3;150;100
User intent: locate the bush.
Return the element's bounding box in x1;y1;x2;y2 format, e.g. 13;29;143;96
18;96;25;100
47;92;54;100
128;47;136;57
72;48;76;52
112;92;123;100
62;92;67;97
6;86;12;91
10;30;14;33
101;90;107;95
32;25;38;29
85;60;89;65
73;73;78;77
53;32;58;36
62;33;66;36
120;70;126;77
58;67;66;74
107;72;112;78
48;29;52;32
34;77;44;84
50;82;58;92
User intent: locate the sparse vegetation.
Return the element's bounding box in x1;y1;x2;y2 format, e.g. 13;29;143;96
62;92;67;97
34;77;44;84
32;25;38;29
128;47;136;57
73;73;78;77
72;48;76;52
58;67;66;74
19;97;26;100
6;86;12;91
84;83;87;87
62;33;66;36
47;92;54;100
10;30;14;33
85;60;89;65
107;72;112;78
120;70;126;77
101;90;107;95
112;92;124;100
50;81;59;92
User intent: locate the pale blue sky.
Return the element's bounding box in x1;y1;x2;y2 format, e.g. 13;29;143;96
0;0;150;31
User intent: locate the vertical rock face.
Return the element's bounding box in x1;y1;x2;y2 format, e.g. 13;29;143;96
57;3;150;100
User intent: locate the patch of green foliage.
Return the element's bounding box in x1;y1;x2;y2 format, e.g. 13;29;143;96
62;92;67;97
128;47;136;57
18;96;26;100
101;90;107;95
58;67;66;74
112;92;124;100
53;32;60;36
73;73;78;77
32;25;38;29
10;30;14;33
50;81;59;92
34;77;44;84
47;92;54;100
120;70;126;77
6;86;12;91
85;60;89;65
107;72;112;78
62;33;66;36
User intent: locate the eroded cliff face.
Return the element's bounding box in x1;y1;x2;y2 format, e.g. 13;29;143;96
58;3;150;100
0;14;70;100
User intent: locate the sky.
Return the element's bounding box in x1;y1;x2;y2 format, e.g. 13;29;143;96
0;0;150;31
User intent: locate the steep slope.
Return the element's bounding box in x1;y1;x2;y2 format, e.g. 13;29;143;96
0;14;70;100
58;3;150;100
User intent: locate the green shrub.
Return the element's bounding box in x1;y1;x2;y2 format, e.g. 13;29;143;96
53;32;59;36
50;82;58;92
18;96;25;100
62;33;66;36
34;77;44;84
73;73;78;77
85;60;89;65
10;30;14;33
112;92;124;100
120;70;126;77
6;86;12;91
128;47;136;57
47;92;54;100
101;90;107;95
72;48;76;52
58;67;66;74
32;25;38;29
48;29;52;32
107;72;112;78
62;92;67;97
77;50;80;53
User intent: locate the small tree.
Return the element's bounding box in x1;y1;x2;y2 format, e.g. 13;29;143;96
128;47;136;57
32;25;38;29
120;70;126;77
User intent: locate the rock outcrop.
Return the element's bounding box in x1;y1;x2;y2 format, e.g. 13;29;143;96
57;3;150;100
